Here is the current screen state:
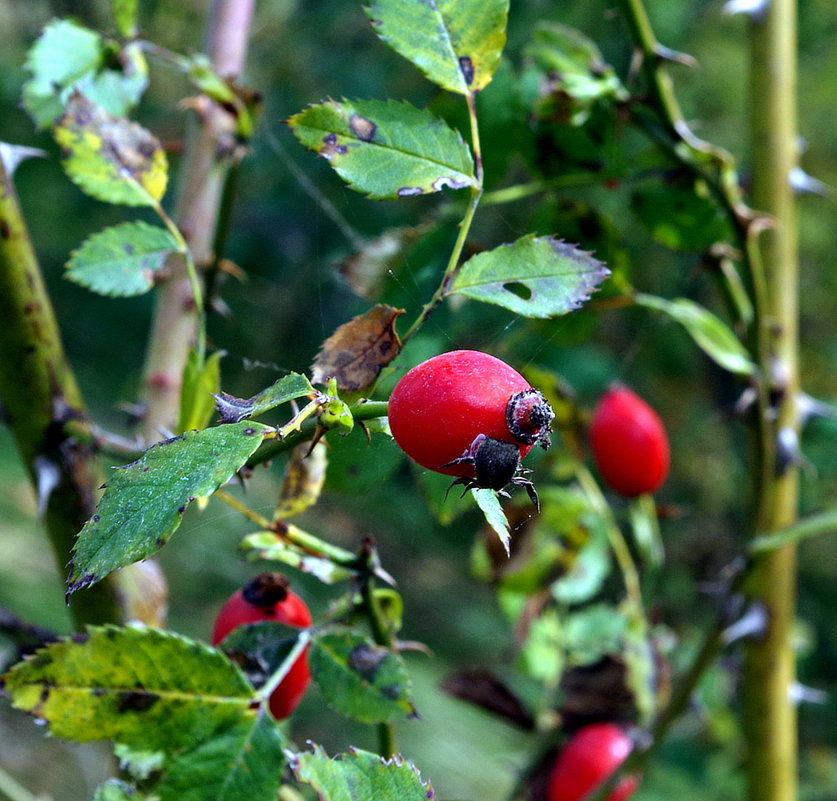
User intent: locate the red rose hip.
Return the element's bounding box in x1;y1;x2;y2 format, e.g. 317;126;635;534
387;350;554;505
589;384;669;497
547;723;639;801
212;572;312;720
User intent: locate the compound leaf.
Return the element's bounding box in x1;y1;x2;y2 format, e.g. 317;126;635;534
65;221;180;296
2;626;253;750
635;293;756;376
68;422;270;595
288;98;475;200
310;629;415;723
448;235;609;318
291;745;437;801
55;92;168;207
364;0;508;95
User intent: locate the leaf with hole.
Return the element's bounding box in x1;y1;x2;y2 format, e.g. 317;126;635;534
65;221;180;296
364;0;508;95
68;422;270;595
448;235;609;318
288;98;475;200
55;92;168;207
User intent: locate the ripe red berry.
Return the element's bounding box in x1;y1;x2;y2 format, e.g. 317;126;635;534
589;384;670;497
387;350;554;504
547;723;639;801
211;572;312;720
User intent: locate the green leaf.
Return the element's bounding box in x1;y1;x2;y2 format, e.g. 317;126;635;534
178;349;224;433
749;506;837;554
524;22;626;125
448;235;609;318
112;0;140;37
217;621;309;691
631;181;732;251
65;221;180;296
310;629;415;723
628;493;664;568
68;422;270;595
291;745;437;801
213;373;315;423
2;626;254;749
472;488;510;556
22;19;148;128
160;712;285;801
55;92;168;207
239;529;356;585
92;779;139;801
564;604;628;666
635;293;757;376
364;0;509;95
288;98;475;200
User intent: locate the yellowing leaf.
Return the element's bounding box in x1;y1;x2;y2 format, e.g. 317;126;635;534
55;92;168;207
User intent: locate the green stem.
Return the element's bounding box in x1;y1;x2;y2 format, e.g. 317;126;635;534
742;1;800;799
0;764;39;801
0;152;120;628
400;93;485;346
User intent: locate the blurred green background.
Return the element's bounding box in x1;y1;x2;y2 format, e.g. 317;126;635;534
0;1;835;799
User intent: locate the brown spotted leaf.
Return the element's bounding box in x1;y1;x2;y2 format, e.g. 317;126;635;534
311;305;404;392
55;91;168;207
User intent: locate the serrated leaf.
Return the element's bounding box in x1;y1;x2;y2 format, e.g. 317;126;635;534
213;373;315;424
55;92;168;207
292;745;437;801
160;711;285;801
22;19;147;128
635;293;756;375
288;98;475;200
364;0;508;95
65;221;180;296
310;629;415;723
178;349;224;434
472;488;510;556
68;422;270;595
239;529;357;584
311;304;404;392
2;626;253;749
448;235;610;318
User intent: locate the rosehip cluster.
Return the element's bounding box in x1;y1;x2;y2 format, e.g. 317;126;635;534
388;350;554;509
211;572;312;720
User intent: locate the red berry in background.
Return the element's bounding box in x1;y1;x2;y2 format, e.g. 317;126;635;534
547;723;639;801
211;572;312;720
589;384;670;497
388;350;554;500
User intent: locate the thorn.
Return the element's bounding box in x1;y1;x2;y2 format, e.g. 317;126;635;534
722;601;768;645
33;456;62;521
0;143;48;175
654;44;699;69
798;392;837;424
789;167;833;198
721;0;770;19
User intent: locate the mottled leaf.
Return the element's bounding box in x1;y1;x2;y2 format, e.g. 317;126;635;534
178;349;224;434
472;488;510;556
68;422;270;595
55;92;168;207
213;373;315;424
635;294;756;375
2;626;253;749
160;712;285;801
448;235;609;318
65;221;179;296
311;304;404;392
310;629;415;723
22;19;147;128
288;98;475;200
275;442;328;519
364;0;508;95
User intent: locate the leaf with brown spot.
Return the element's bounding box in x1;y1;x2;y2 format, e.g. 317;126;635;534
311;305;404;392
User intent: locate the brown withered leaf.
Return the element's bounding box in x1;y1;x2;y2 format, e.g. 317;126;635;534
311;304;404;392
441;669;535;730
